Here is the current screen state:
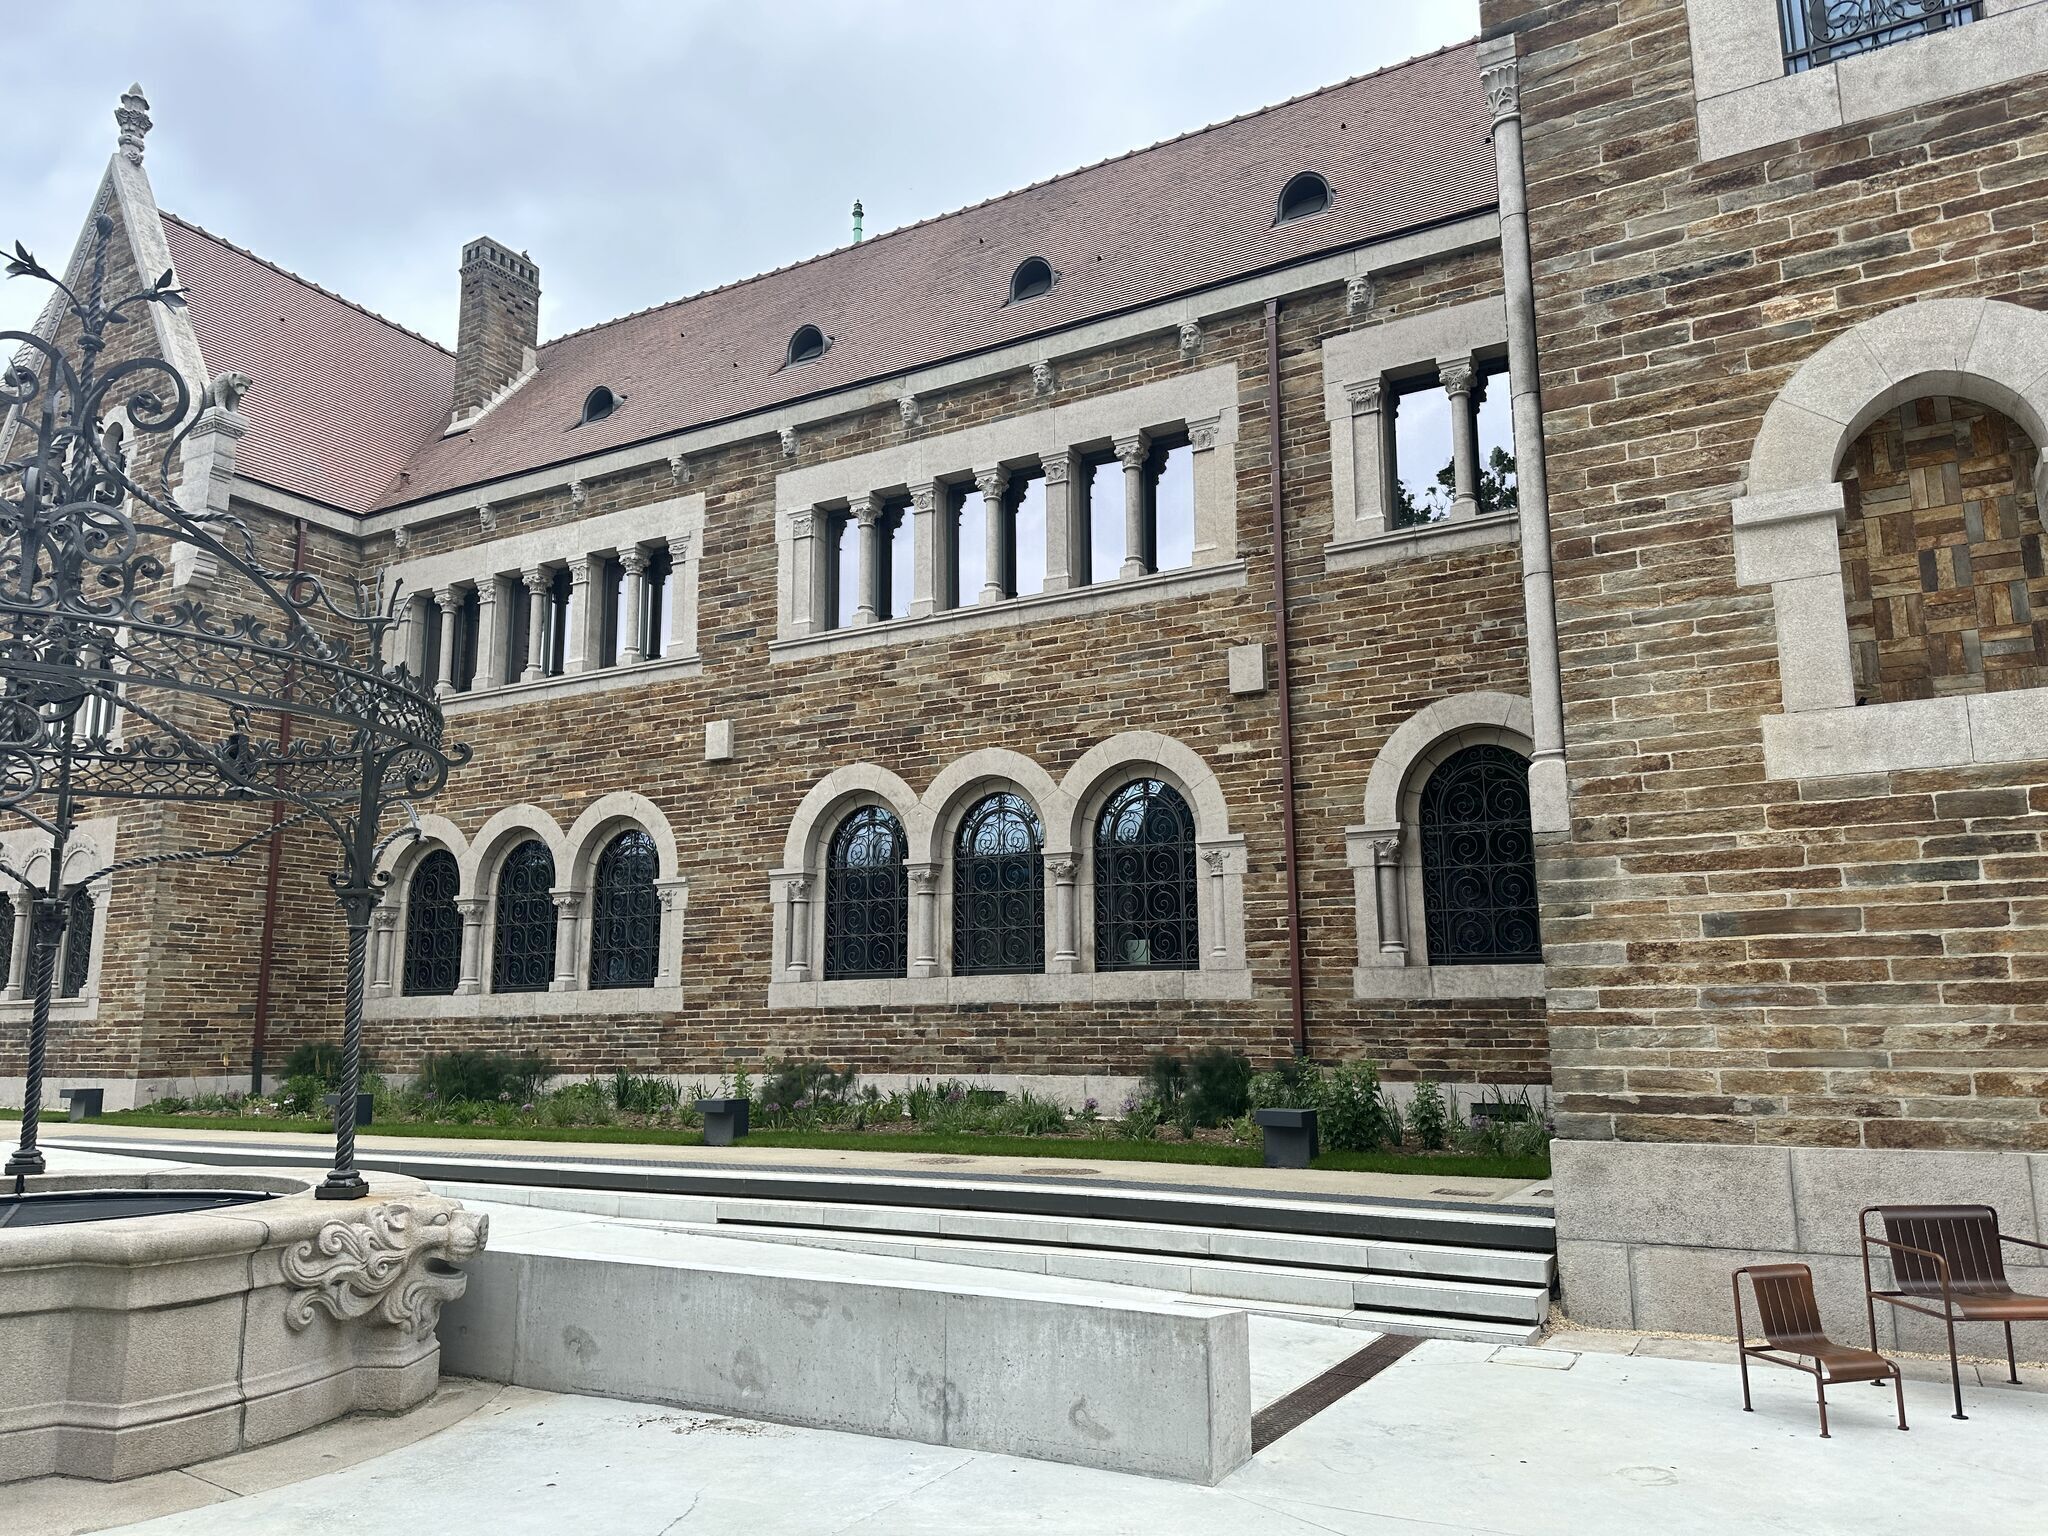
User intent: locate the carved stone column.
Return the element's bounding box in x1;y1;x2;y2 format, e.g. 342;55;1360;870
785;877;812;982
851;495;880;625
975;467;1008;605
454;897;486;995
908;863;940;978
654;876;688;987
433;590;461;700
566;559;594;672
620;546;648;664
788;511;819;635
368;908;399;999
1372;835;1406;962
1048;856;1078;975
549;888;584;992
910;485;939;618
1346;380;1388;537
1441;358;1479;519
521;567;548;682
1114;432;1149;578
1041;452;1075;594
1203;847;1228;968
665;534;696;659
474;580;503;690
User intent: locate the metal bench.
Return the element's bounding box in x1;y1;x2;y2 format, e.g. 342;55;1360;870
1861;1203;2048;1419
696;1097;750;1147
58;1088;104;1121
1734;1262;1906;1438
1253;1107;1318;1169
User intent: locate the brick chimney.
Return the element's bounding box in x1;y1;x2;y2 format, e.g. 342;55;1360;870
451;237;539;425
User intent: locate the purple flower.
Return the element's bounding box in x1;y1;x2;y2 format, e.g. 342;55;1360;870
423;1090;438;1101
1084;1097;1099;1114
522;1102;535;1112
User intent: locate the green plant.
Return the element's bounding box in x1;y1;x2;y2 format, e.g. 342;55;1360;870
1249;1057;1325;1111
609;1069;680;1114
276;1074;326;1117
279;1042;376;1090
1116;1101;1162;1141
1145;1047;1253;1128
992;1091;1067;1137
1316;1061;1395;1153
419;1049;553;1105
1407;1078;1453;1151
755;1060;859;1124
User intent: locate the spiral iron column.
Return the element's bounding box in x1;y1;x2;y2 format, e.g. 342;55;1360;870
4;898;65;1179
316;888;376;1200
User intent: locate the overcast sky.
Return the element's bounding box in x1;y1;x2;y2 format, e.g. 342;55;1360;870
0;2;1477;346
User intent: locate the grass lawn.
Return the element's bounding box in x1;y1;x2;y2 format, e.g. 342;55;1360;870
4;1106;1547;1180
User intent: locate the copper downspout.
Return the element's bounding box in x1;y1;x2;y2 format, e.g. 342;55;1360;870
1264;298;1307;1057
249;516;308;1092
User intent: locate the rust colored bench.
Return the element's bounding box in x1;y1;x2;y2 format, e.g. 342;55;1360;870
1861;1204;2048;1420
1734;1263;1906;1438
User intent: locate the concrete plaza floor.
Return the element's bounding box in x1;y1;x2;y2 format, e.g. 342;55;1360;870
15;1338;2043;1536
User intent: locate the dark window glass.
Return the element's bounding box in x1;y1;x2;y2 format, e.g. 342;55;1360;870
1009;257;1053;302
1276;171;1331;223
788;325;826;365
953;793;1045;976
490;840;557;993
598;555;625;668
58;887;93;998
581;386;616;424
546;567;572;676
588;828;660;989
419;593;441;688
827;509;855;630
1780;0;1977;72
452;587;480;692
1093;780;1198;972
402;849;462;997
641;543;673;659
0;892;13;990
1419;744;1541;965
504;577;530;683
824;806;907;980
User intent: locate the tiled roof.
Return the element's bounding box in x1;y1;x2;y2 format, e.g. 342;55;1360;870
164;215;455;513
382;41;1495;511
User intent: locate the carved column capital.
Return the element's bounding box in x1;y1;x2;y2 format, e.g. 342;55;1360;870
1370;834;1401;865
1187;415;1221;454
1112;433;1149;471
620;544;649;575
1440;360;1476;398
521;565;548;594
1041;451;1072;485
435;588;463;615
974;466;1008;502
911;485;937;516
1482;59;1520;125
849;493;881;527
1346;379;1384;417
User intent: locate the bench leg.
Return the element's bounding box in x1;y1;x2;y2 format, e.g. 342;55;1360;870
1738;1348;1753;1413
1944;1313;1967;1421
1891;1368;1908;1432
2004;1323;2018;1385
1814;1374;1830;1439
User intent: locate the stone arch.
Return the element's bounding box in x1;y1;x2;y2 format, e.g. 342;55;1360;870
1360;691;1534;831
460;804;569;894
918;747;1070;863
1734;298;2048;725
563;790;679;889
561;791;685;991
781;763;923;870
380;813;468;889
1055;731;1231;854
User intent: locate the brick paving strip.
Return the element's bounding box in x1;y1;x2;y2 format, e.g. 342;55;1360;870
1250;1334;1422;1451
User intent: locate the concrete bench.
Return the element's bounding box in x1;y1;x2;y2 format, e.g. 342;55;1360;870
323;1091;374;1127
1254;1107;1319;1169
59;1088;104;1121
696;1098;749;1147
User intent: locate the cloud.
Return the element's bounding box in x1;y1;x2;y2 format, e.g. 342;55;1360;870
0;1;1477;345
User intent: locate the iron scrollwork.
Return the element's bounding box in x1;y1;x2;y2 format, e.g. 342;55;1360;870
1418;744;1541;966
823;805;907;980
1778;0;1978;72
1093;779;1198;972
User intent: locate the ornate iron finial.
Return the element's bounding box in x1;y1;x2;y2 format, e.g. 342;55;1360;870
116;84;152;165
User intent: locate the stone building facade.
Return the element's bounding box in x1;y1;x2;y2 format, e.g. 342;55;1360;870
8;7;2047;1332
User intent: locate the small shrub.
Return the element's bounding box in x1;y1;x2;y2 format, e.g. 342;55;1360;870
1116;1100;1161;1141
756;1059;858;1124
1407;1079;1453;1151
992;1091;1067;1137
1249;1057;1325;1111
1145;1054;1188;1111
153;1095;189;1113
280;1042;376;1089
1317;1061;1395;1153
420;1049;553;1105
609;1069;680;1115
276;1074;326;1117
1145;1047;1253;1128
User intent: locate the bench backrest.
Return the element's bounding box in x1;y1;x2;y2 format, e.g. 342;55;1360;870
1740;1263;1828;1351
1876;1205;2010;1297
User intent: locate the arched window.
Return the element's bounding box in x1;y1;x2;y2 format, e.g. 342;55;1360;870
401;849;462;997
1418;744;1541;964
1275;171;1331;224
588;828;660;989
58;886;94;999
1093;779;1198;972
1009;257;1053;303
580;386;617;425
823;805;907;980
490;840;557;993
953;792;1044;975
786;325;827;366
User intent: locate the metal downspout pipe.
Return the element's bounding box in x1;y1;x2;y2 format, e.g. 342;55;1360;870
1264;298;1308;1057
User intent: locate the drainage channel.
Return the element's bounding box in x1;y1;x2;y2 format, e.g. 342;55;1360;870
1251;1334;1423;1451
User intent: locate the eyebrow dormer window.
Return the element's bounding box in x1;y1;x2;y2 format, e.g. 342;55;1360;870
580;386;617;425
787;325;827;366
1009;257;1054;303
1275;171;1331;224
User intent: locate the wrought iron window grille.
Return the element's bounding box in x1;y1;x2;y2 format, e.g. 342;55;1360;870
490;839;556;993
587;829;659;989
401;850;462;996
952;792;1045;976
823;805;908;980
1779;0;1979;73
1418;744;1542;965
1093;779;1199;972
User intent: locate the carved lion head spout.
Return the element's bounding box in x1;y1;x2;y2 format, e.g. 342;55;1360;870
281;1199;490;1340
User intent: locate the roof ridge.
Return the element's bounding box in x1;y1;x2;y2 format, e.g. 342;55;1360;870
538;36;1479;350
160;212;455;358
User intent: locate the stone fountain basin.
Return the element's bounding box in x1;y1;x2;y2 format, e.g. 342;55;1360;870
0;1167;487;1483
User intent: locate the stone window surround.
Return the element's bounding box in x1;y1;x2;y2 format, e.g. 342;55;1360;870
770;367;1242;655
382;495;706;711
767;735;1251;1009
367;793;687;1019
1321;298;1521;573
1346;692;1546;1000
1732;296;2048;780
0;816;118;1021
1685;0;2048;163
